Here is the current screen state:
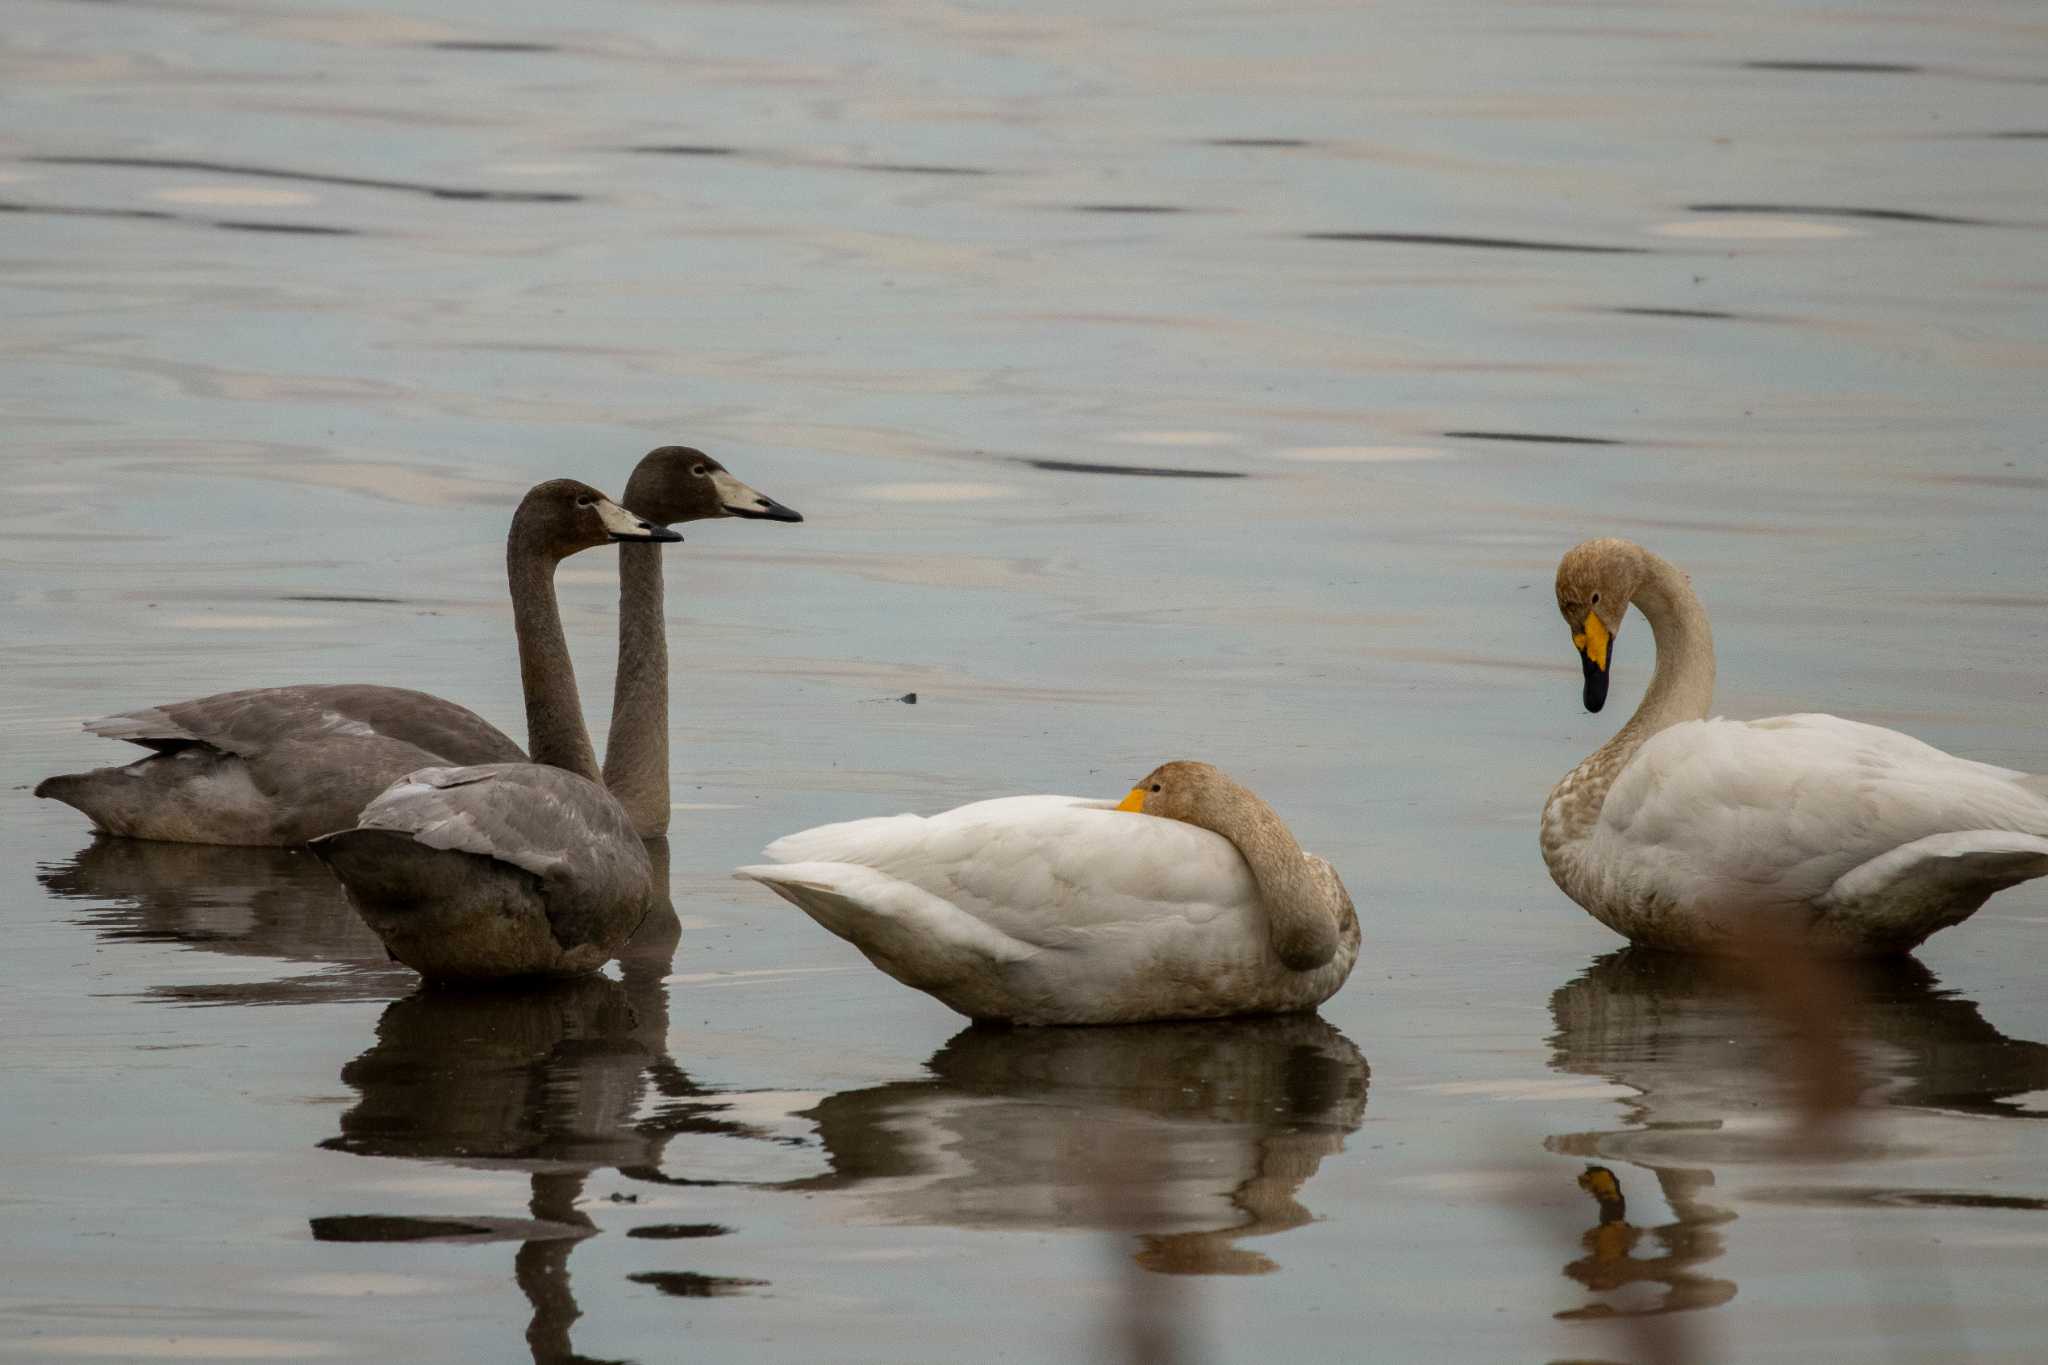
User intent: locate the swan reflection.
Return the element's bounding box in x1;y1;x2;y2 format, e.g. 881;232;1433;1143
37;834;410;1003
786;1014;1368;1274
1546;949;2048;1322
315;844;769;1360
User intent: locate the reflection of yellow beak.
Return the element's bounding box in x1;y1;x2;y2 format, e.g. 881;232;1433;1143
1571;609;1610;670
1116;787;1147;813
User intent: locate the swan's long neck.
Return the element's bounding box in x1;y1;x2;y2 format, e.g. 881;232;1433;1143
1545;549;1715;850
508;542;600;782
1201;788;1345;972
604;541;670;836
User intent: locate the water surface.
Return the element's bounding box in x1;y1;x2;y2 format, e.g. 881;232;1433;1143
4;0;2046;1360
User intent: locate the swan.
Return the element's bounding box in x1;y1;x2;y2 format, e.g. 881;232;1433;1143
1541;537;2048;954
736;760;1360;1025
34;445;798;845
308;479;672;979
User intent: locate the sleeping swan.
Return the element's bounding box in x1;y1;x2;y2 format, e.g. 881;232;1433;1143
737;761;1359;1025
1541;537;2048;954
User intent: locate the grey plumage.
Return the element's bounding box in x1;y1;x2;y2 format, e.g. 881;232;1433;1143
312;764;654;980
36;684;526;846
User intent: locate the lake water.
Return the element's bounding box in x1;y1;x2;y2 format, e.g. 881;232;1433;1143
4;0;2046;1360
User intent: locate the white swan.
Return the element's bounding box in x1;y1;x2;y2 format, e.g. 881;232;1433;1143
737;761;1359;1025
1541;537;2048;954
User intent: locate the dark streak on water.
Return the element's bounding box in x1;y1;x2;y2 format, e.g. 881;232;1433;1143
627;1271;767;1298
1020;458;1246;479
280;594;407;603
0;200;363;236
1688;202;1994;226
1608;306;1743;320
627;145;739;157
1205;137;1312;148
216;221;361;236
1987;130;2048;139
626;1223;732;1240
26;156;583;204
427;41;561;52
1745;1187;2048;1212
1443;430;1623;446
1304;231;1649;254
1072;204;1190;214
1743;60;1925;74
855;162;993;177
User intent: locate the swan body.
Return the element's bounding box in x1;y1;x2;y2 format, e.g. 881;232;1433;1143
34;684;525;846
1543;538;2048;954
313;763;653;979
36;445;800;847
739;764;1359;1026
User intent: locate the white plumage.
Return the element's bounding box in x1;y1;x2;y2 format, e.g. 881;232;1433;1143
1554;714;2048;949
1543;538;2048;953
738;791;1359;1026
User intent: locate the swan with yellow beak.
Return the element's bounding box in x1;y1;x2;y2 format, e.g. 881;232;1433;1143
737;761;1359;1025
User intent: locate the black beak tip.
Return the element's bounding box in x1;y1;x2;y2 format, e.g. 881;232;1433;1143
1580;650;1609;713
729;497;803;524
612;526;683;544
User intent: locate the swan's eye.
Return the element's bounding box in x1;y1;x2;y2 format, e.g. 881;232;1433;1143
692;465;708;477
1149;783;1161;793
576;495;595;508
1591;592;1600;604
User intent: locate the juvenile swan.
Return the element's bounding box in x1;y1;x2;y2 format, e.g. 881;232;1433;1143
35;445;796;846
737;761;1359;1025
1541;537;2048;954
311;480;673;979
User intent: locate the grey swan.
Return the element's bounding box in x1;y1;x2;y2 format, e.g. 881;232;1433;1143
307;479;676;978
35;446;799;845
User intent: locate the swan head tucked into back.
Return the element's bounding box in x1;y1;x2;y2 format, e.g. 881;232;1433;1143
1117;760;1346;972
1555;537;1653;714
512;478;680;561
1116;759;1252;826
621;446;804;529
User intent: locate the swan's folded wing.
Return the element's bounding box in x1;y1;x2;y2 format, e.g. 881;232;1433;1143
353;763;636;882
84;684;524;764
755;794;1255;949
1829;832;2048;910
1599;714;2048;904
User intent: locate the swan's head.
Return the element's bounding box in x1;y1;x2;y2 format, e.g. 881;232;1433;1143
1114;759;1235;821
515;478;681;560
622;446;804;528
1555;538;1647;714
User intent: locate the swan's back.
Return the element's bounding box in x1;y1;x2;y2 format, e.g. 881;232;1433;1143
1572;713;2048;947
741;795;1355;1025
315;763;653;979
38;683;527;846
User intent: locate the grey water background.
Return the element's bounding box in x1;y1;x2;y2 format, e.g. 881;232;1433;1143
4;0;2046;1360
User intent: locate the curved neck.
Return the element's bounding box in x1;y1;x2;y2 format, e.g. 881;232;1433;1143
603;542;670;836
1548;549;1715;847
1197;787;1341;971
508;541;599;782
1608;549;1716;764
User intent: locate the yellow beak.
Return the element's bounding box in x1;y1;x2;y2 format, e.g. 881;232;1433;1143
1115;787;1147;813
1572;609;1610;671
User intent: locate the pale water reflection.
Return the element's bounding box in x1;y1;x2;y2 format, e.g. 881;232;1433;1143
1546;951;2048;1341
786;1016;1368;1276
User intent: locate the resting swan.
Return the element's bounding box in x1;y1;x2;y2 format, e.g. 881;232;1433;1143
310;479;671;978
737;761;1360;1025
1542;537;2048;954
34;446;798;845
